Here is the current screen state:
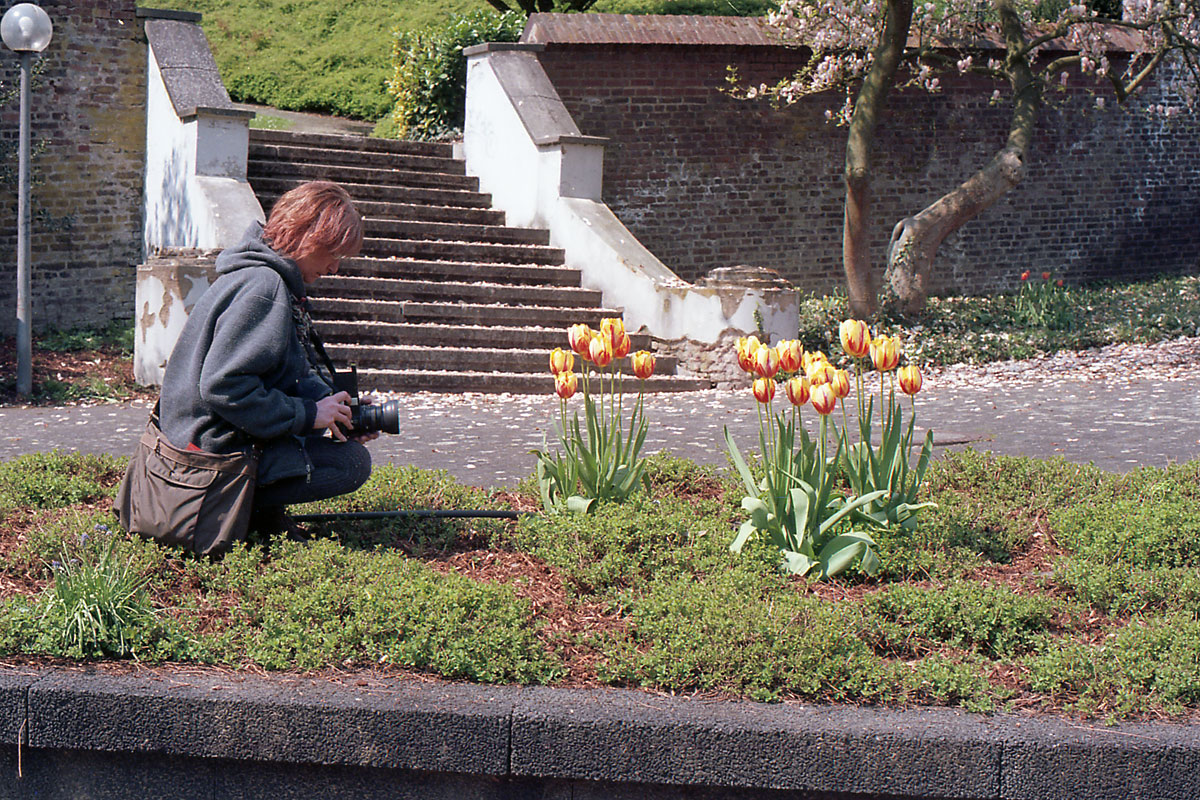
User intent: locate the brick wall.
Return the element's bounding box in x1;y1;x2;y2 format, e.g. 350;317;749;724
0;0;144;337
536;42;1200;296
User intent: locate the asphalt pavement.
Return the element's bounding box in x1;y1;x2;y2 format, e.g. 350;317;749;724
0;369;1196;487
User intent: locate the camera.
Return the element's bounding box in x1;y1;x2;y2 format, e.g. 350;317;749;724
331;364;400;436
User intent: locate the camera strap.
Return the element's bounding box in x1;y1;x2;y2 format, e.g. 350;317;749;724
292;296;342;388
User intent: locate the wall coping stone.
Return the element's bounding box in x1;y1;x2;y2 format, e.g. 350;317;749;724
520;12;1147;53
136;7;203;23
179;105;257;122
477;48;582;146
2;666;1199;799
463;42;546;56
144;17;237;119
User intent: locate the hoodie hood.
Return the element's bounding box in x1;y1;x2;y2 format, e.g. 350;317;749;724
215;222;307;300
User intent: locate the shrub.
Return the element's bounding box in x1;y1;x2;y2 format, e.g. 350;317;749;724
380;9;524;140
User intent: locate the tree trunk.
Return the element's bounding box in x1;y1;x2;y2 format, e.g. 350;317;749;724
842;0;914;318
885;0;1040;313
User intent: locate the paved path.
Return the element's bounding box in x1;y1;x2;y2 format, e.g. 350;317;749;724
1;363;1196;487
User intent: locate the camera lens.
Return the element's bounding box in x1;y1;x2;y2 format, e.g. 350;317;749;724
358;400;400;434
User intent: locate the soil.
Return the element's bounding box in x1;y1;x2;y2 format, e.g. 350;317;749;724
0;339;156;407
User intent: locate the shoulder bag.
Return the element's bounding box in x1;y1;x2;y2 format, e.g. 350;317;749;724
113;403;259;556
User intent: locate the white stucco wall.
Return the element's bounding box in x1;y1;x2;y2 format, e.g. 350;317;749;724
463;49;797;345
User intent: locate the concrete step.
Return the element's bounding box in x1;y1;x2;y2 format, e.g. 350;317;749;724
338;257;582;287
357;368;708;395
362;218;550;247
249;129;453;158
249;142;464;175
250;176;491;210
325;343;680;376
309;276;602;307
257;195;506;226
362;237;565;265
314;321;648;350
248;160;479;191
310;298;622;327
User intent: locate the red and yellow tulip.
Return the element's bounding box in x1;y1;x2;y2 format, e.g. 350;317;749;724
589;335;614;368
554;370;577;400
754;343;781;379
752;376;775;404
810;383;837;415
549;347;574;375
830;368;851;399
568;324;593;358
736;336;761;373
785;375;810;407
613;331;632;359
776;339;803;373
839;319;871;359
898;364;923;395
869;335;901;372
631;350;656;380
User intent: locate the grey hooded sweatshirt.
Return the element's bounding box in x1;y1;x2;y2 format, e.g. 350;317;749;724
159;222;332;486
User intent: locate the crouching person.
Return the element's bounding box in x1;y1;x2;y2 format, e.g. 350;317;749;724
115;181;376;555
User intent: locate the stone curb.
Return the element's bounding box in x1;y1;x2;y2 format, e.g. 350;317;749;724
2;668;1199;799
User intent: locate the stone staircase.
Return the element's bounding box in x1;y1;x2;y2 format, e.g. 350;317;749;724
246;129;705;394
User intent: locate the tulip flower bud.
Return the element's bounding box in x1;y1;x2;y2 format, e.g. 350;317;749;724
752;376;775;404
554;370;578;400
869;335;900;372
549;347;574;375
839;319;871;359
631;350;656;380
776;339;803;373
1041;271;1051;281
810;383;837;415
1020;270;1030;281
802;350;828;378
589;336;613;368
785;375;810;407
831;368;851;399
568;324;593;357
754;344;780;379
809;363;834;386
600;317;626;351
898;364;923;395
736;336;761;373
614;331;632;359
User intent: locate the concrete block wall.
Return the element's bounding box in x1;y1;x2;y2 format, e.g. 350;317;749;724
0;0;145;337
531;22;1200;296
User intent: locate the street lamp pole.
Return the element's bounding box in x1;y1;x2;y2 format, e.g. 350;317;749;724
2;3;53;398
16;48;31;396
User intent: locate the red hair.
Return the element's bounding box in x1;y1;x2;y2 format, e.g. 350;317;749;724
263;181;363;260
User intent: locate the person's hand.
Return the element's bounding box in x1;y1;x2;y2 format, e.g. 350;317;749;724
314;391;353;442
350;393;380;443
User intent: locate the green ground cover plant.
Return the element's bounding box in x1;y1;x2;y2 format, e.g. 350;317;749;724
2;448;1199;721
799;274;1200;366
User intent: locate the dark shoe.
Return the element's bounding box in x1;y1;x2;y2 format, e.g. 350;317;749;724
250;507;311;542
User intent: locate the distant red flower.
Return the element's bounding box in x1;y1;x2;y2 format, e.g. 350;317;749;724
1020;271;1030;281
1056;279;1064;287
1042;271;1051;280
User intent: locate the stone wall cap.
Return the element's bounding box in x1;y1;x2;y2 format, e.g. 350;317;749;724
178;105;257;122
146;17;237;119
5;666;1200;797
551;134;610;146
521;12;1146;53
464;42;545;57
136;8;202;23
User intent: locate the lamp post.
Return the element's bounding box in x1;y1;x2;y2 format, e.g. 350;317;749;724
1;3;52;398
